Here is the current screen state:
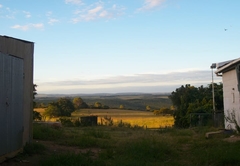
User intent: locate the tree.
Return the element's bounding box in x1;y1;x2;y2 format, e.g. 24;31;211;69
44;98;75;118
57;98;75;116
146;105;151;111
33;84;37;108
73;97;83;109
33;110;42;121
44;102;61;118
94;102;102;109
159;107;172;115
33;84;42;121
153;110;161;115
73;97;88;109
119;105;125;109
169;83;223;128
169;84;199;128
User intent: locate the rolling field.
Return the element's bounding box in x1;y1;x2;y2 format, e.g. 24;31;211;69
35;108;174;128
72;109;173;128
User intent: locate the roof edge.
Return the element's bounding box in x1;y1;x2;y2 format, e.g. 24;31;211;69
1;35;34;44
215;58;240;74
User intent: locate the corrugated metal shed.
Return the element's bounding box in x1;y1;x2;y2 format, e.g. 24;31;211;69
0;35;34;162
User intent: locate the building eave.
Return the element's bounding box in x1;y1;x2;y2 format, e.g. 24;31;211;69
215;58;240;75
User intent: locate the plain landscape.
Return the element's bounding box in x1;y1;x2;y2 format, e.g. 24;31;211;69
3;91;240;166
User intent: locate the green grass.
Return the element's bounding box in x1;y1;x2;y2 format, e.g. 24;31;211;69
30;124;240;166
33;123;63;140
23;142;46;155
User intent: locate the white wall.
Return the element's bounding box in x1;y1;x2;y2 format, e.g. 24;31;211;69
222;69;240;129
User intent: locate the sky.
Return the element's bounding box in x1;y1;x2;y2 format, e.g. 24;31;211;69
1;0;240;94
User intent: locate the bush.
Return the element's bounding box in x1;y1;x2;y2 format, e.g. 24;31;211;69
33;110;42;121
100;116;113;126
59;117;74;127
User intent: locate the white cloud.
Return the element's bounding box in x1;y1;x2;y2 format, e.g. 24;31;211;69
71;3;125;23
36;70;222;94
46;11;52;17
23;11;31;18
81;5;104;21
0;4;2;8
32;23;44;29
139;0;166;11
99;10;108;17
65;0;82;5
11;23;44;31
48;18;59;25
45;11;60;25
88;6;103;14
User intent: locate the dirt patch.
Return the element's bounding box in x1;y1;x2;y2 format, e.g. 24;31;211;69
0;140;101;166
223;135;240;143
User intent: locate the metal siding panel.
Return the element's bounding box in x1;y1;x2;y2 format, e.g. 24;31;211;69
0;53;10;155
0;53;23;156
0;53;5;155
5;55;12;154
10;57;23;151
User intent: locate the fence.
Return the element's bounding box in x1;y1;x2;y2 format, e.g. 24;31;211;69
189;111;224;128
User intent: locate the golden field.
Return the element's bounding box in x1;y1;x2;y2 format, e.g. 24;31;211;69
35;108;174;128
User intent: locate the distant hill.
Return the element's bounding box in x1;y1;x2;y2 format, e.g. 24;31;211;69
36;92;171;98
35;93;172;111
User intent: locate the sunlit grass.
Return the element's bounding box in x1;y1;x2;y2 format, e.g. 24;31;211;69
110;116;173;128
35;108;174;128
72;109;174;128
34;108;45;113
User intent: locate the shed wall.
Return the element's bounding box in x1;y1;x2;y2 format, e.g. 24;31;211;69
0;53;24;156
0;36;33;161
222;69;240;129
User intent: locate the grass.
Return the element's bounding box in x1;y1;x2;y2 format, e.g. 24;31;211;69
33;123;63;140
28;123;240;166
23;142;46;155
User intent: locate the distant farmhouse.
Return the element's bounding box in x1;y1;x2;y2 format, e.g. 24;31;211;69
215;58;240;130
0;36;34;162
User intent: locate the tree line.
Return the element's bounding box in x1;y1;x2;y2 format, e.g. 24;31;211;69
33;97;111;120
169;83;223;128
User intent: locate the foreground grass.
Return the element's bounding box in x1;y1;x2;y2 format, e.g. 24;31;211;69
28;123;240;166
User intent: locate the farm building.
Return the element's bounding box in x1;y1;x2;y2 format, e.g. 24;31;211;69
215;58;240;130
0;35;34;162
80;116;98;126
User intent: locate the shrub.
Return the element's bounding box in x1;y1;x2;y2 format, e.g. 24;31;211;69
59;117;74;127
33;110;42;121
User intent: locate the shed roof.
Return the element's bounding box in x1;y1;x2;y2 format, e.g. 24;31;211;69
215;58;240;75
1;35;33;44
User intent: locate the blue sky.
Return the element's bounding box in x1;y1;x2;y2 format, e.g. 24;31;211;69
1;0;240;94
